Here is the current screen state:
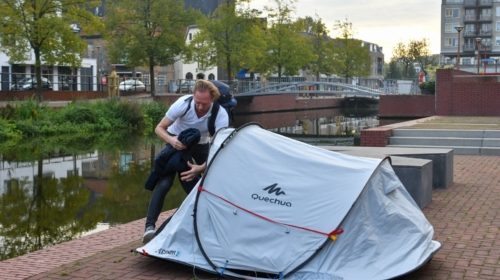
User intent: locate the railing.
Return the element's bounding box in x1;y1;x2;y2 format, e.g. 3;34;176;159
479;0;492;6
463;30;477;37
464;0;477;6
479;14;492;21
464;14;477;21
479;29;492;36
463;44;476;51
0;72;149;92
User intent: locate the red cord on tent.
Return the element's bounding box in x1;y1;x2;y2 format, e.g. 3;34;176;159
142;249;149;256
198;186;344;239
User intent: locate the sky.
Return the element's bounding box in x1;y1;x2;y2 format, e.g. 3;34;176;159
249;0;442;61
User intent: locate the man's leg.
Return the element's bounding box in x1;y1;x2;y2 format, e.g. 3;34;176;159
143;173;175;243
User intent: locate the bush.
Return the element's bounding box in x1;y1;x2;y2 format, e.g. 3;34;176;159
418;80;435;90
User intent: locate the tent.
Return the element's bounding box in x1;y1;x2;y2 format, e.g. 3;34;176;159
137;123;441;279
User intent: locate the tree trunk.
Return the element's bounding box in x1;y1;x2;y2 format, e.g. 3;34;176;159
226;55;232;82
150;57;155;96
34;47;43;102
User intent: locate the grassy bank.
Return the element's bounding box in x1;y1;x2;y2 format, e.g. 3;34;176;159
0;98;169;141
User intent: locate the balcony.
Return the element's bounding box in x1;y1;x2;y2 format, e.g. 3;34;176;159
478;29;492;36
478;0;492;6
463;30;477;37
463;44;476;52
464;14;477;22
479;44;492;51
464;0;477;7
478;14;493;21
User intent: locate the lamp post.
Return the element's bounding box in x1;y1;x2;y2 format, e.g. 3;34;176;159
455;26;464;70
495;58;499;73
96;46;101;91
482;43;487;74
476;37;483;74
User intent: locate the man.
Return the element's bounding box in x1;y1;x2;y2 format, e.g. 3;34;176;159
143;79;229;243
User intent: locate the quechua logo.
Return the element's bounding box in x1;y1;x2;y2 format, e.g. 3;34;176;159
263;183;286;196
251;183;292;207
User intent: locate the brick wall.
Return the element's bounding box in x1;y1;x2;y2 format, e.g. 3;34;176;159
361;128;393;147
0;91;108;101
379;95;435;117
234;95;343;114
436;69;500;116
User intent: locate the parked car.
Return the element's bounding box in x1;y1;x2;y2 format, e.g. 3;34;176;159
119;80;146;91
178;80;195;93
11;77;52;91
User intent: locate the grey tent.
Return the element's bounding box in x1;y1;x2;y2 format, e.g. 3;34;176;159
137;123;441;279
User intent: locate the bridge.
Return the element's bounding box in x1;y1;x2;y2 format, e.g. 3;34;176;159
235;81;383;97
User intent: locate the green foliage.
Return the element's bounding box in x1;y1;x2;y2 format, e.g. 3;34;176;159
0;99;169;140
187;0;266;81
105;0;198;94
418;80;435;90
0;0;103;101
260;0;314;78
141;101;170;134
392;38;435;78
302;16;337;80
332;19;371;82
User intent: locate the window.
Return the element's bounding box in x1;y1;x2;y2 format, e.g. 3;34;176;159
445;22;461;33
158;73;166;85
497;7;500;16
445;8;460;18
143;72;150;85
462;58;472;65
189;33;192;40
482;23;492;31
496;36;500;46
445;38;458;47
208;73;215;80
446;0;463;2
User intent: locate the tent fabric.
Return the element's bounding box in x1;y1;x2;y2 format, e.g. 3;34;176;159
137;124;441;279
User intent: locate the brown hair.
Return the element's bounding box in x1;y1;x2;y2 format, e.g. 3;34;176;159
193;80;220;101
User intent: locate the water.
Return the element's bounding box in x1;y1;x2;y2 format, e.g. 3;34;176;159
0;108;379;261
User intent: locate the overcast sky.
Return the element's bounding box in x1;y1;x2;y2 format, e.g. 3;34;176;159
249;0;441;61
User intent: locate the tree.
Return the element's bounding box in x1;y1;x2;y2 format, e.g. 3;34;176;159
260;0;314;78
302;16;336;83
385;60;403;80
105;0;198;95
393;38;436;78
186;0;266;82
332;18;371;83
0;0;103;101
410;38;437;73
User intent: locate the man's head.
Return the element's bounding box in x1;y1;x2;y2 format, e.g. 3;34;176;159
192;80;220;115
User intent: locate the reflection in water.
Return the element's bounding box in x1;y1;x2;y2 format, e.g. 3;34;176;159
234;108;379;146
0;134;186;261
0;108;379;261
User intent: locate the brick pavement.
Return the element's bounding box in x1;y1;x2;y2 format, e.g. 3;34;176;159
1;155;499;279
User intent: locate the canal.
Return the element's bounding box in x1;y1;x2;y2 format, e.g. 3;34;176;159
0;107;381;261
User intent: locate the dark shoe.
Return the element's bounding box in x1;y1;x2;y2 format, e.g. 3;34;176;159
142;226;155;244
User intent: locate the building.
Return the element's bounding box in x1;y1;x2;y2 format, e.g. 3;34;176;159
173;25;218;88
441;0;500;73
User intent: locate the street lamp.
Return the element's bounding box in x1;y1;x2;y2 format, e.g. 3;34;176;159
495;58;499;73
96;46;101;91
475;37;483;74
455;26;464;70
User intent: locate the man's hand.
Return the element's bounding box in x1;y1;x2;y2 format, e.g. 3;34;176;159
180;162;205;181
171;136;187;150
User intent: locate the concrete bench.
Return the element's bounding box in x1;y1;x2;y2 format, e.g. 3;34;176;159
318;146;454;209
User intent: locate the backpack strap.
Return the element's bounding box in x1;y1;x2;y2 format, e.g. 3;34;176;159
181;96;193;117
208;102;220;137
181;95;219;137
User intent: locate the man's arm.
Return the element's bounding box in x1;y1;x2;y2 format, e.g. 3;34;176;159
155;116;186;150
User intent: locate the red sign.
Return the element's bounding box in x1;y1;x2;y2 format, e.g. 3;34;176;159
101;77;107;85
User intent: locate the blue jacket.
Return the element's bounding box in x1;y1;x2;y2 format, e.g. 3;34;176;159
144;128;201;191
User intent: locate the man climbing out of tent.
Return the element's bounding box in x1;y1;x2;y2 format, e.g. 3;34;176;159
142;80;229;244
